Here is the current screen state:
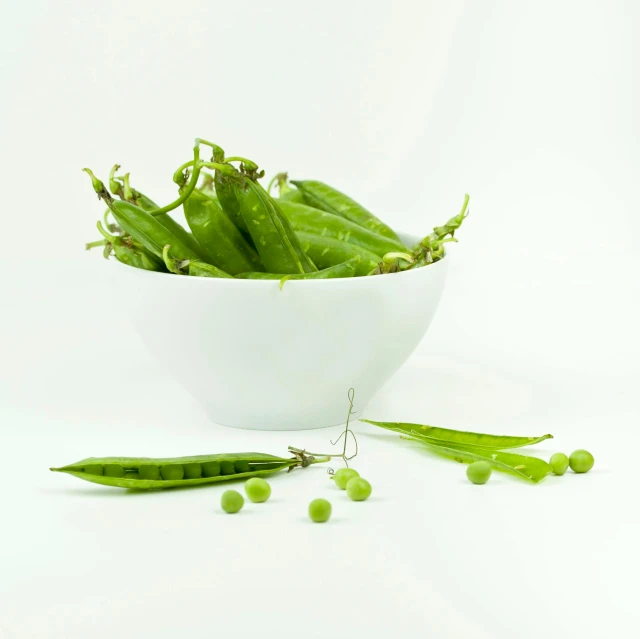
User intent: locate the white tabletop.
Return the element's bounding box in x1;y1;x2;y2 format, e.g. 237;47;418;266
2;251;638;639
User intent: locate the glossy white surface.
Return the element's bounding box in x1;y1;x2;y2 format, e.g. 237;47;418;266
113;237;447;430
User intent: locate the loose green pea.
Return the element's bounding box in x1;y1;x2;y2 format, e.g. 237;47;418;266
549;453;570;476
202;461;220;478
124;471;139;480
183;463;202;479
234;461;250;474
221;490;244;514
244;477;271;503
333;468;359;490
160;465;184;481
308;498;332;523
569;449;594;474
220;461;236;475
83;464;103;476
104;464;125;478
139;465;160;480
346;477;372;501
466;461;492;485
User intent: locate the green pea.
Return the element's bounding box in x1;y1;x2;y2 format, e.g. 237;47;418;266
83;464;103;476
569;449;594;474
549;453;570;476
346;477;372;501
124;471;139;480
184;463;203;479
234;461;250;474
244;478;271;503
220;461;236;475
333;468;359;490
308;498;332;523
221;490;244;514
138;465;160;480
160;465;184;481
202;461;220;477
466;461;492;485
104;464;125;478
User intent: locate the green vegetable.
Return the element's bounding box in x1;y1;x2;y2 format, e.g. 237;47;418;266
291;180;402;243
333;468;359;490
569;450;594;474
549;453;570;476
296;232;381;275
51;450;328;490
162;245;233;279
279;200;407;256
183;189;263;275
221;490;244;514
308;498;332;523
346;477;372;501
361;420;553;450
466;461;492;485
235;258;360;288
244;477;271;503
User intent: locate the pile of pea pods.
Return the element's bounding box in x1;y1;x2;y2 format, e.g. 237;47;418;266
85;138;469;284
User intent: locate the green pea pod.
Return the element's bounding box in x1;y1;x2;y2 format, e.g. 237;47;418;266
235;176;317;274
362;420;553;450
162;245;232;278
405;438;553;483
92;221;165;272
119;174;204;259
51;451;328;490
296;232;380;276
236;257;360;288
280;201;407;256
291;180;402;242
183;189;263;274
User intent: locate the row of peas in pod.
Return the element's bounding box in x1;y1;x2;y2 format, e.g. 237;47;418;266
84;138;469;285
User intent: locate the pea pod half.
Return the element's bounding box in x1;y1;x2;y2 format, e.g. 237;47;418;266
279;200;407;256
51;451;328;490
296;232;380;276
235;175;317;274
183;189;263;274
291;180;402;243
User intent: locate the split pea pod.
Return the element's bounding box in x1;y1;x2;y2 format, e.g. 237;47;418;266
91;221;165;272
279;200;407;255
291;180;402;243
235;257;360;288
163;245;232;278
84;169;203;263
51;451;328;490
235;174;317;274
113;170;204;259
296;232;381;276
183;189;263;274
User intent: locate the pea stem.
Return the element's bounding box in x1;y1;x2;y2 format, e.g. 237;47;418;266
267;174;278;195
109;164;123;197
85;239;107;250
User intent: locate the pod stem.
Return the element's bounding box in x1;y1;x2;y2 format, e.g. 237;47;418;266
85;239;107;251
109;164;124;198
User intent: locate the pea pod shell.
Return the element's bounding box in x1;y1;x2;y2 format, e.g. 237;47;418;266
235;257;360;286
236;178;317;274
109;199;202;262
183;189;263;274
111;238;165;272
296;232;380;276
51;453;297;490
280;200;407;255
186;260;233;278
215;171;248;233
291;180;402;242
362;420;553;450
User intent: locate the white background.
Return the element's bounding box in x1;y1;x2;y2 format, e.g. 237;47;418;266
1;1;639;637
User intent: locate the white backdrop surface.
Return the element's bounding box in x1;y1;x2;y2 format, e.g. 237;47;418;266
1;1;639;638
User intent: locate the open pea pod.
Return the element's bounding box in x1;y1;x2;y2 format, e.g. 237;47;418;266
362;420;553;450
402;437;553;483
51;451;328;490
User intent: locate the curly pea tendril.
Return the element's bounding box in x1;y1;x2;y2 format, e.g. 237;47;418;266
288;388;359;472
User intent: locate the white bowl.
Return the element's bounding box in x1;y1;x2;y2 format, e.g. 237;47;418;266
111;234;448;430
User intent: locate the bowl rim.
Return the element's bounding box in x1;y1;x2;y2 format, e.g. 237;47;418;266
106;232;449;285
